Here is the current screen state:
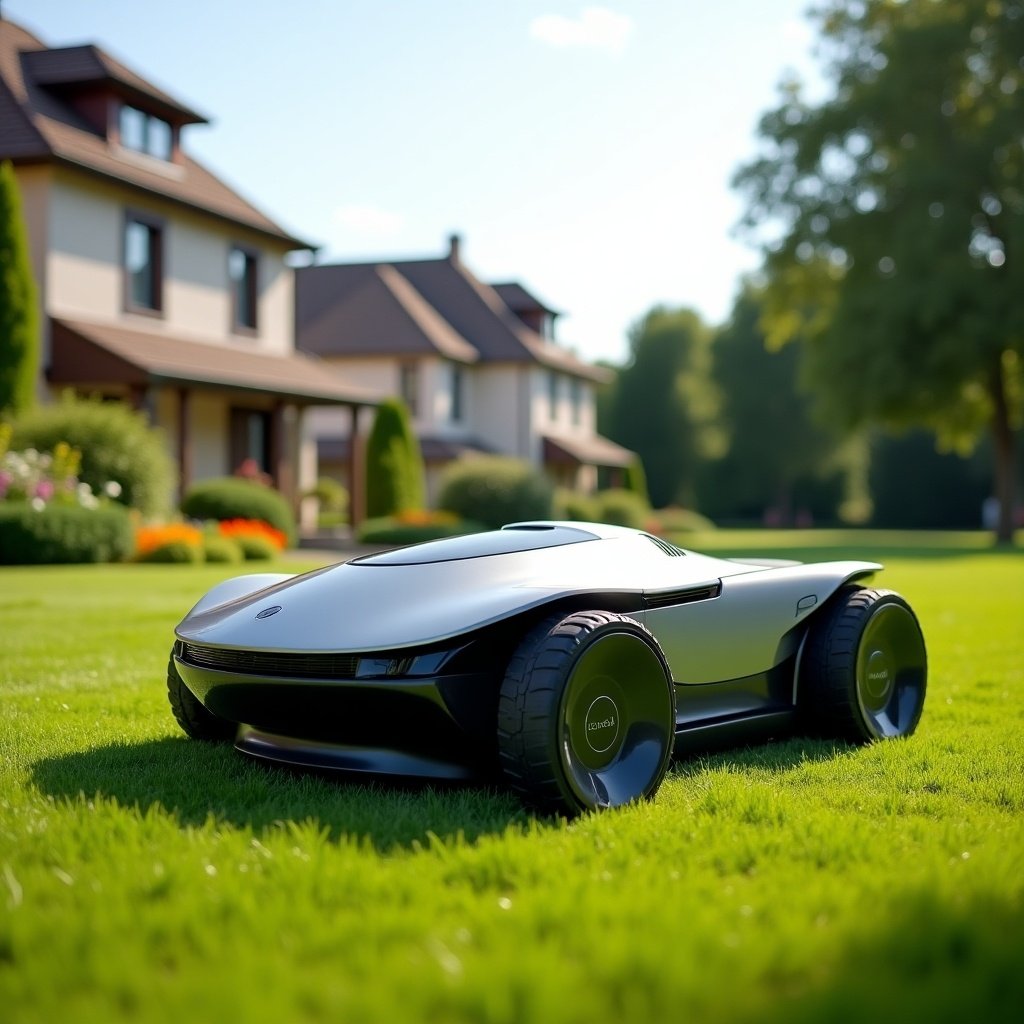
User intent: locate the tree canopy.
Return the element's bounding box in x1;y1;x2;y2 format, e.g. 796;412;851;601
0;161;39;418
701;285;858;524
601;306;721;508
733;0;1023;541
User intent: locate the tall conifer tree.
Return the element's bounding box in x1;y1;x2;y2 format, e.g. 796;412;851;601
0;160;39;418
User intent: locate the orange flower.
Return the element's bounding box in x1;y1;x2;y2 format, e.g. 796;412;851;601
135;523;203;556
217;518;286;550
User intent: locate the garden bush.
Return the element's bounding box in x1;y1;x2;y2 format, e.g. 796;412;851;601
554;488;597;522
11;394;173;517
232;533;279;560
304;476;348;527
0;502;133;564
651;506;716;534
136;538;203;564
202;533;243;564
437;457;553;529
180;478;296;545
591;488;650;530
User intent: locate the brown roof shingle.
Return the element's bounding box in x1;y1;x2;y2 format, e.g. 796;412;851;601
0;18;309;248
296;252;609;383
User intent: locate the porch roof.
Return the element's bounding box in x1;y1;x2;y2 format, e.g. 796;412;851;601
49;317;381;407
542;432;636;469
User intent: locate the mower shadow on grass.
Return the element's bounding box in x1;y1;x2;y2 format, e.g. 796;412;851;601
29;735;535;851
667;735;856;780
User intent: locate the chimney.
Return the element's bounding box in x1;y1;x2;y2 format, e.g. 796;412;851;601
448;233;462;262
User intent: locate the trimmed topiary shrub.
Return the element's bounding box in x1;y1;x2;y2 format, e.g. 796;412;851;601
592;488;650;530
438;457;553;529
0;502;133;564
180;478;296;546
11;394;173;517
365;398;425;518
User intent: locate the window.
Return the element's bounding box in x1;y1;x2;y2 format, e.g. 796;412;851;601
547;370;559;420
229;246;259;332
450;363;463;422
119;104;173;161
569;377;582;426
399;363;419;417
124;214;163;313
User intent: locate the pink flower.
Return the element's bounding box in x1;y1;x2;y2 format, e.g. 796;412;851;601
34;479;55;502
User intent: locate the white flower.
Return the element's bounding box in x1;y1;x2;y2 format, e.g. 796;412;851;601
30;497;44;512
104;480;122;498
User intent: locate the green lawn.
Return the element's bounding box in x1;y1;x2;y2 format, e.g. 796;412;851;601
2;533;1023;1023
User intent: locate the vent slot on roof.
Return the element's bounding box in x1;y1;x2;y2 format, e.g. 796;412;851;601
642;534;686;557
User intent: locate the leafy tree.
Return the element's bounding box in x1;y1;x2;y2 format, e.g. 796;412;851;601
701;286;857;524
733;0;1024;542
602;306;722;508
0;161;39;418
364;397;425;518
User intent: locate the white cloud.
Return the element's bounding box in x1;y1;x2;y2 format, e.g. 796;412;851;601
332;204;404;237
529;7;634;55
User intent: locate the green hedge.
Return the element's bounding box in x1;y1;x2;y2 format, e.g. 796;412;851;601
356;516;486;545
180;478;296;546
11;394;173;517
438;458;553;530
0;502;134;564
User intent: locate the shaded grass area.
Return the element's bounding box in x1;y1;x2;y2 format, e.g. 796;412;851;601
677;526;1020;562
1;539;1023;1023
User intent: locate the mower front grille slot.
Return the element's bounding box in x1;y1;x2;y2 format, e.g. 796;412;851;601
179;643;359;680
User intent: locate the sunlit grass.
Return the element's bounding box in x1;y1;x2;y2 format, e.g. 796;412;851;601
1;537;1022;1023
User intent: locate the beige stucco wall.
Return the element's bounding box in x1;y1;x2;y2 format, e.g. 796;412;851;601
473;365;527;458
45;168;294;352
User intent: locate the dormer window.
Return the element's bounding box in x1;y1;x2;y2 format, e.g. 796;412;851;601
119;103;173;160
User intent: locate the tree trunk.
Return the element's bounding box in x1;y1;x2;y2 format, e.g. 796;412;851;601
989;354;1017;545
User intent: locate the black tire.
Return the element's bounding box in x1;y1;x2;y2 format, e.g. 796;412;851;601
167;652;236;741
497;611;676;816
800;586;927;743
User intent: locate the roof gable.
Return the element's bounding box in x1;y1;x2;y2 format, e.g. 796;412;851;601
0;17;308;248
296;251;607;382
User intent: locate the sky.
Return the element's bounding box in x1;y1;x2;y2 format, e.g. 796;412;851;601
7;0;828;365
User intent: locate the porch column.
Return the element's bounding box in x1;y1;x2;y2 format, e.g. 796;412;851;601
177;387;193;499
348;403;364;531
270;401;296;508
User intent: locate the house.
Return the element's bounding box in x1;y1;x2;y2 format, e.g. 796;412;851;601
0;15;378;524
297;235;636;502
